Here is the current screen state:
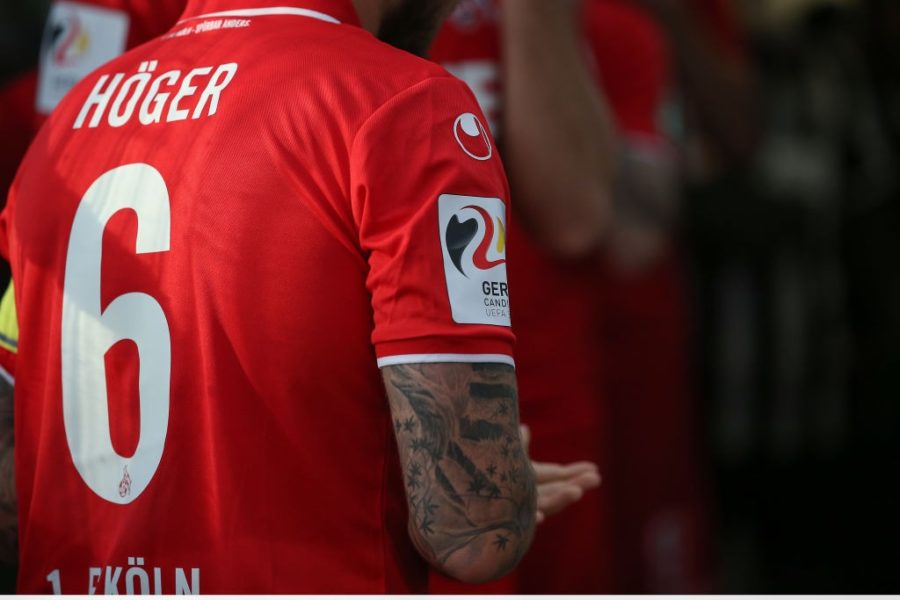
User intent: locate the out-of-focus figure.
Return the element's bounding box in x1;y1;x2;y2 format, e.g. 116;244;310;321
428;0;736;593
429;2;618;592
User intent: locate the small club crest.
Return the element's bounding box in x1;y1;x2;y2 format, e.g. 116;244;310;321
118;465;132;498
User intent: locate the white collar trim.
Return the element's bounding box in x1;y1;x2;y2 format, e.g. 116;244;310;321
178;6;340;25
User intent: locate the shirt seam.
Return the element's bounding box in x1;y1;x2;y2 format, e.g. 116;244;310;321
348;74;461;166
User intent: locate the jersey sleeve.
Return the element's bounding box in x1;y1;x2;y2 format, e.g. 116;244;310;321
350;76;515;368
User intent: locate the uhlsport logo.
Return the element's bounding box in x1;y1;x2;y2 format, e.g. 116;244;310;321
454;113;493;161
439;195;510;326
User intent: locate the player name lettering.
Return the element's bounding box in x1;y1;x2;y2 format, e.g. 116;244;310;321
45;558;200;595
73;60;238;129
482;280;510;316
166;18;252;38
482;281;509;297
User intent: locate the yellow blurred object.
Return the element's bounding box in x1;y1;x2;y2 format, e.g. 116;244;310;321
0;282;18;355
75;30;90;54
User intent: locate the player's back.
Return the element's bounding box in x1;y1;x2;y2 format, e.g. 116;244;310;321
6;0;460;593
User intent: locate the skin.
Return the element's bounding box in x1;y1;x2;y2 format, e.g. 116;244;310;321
500;0;616;258
383;363;599;583
383;363;536;583
353;0;460;57
633;0;760;166
499;0;684;272
0;0;597;582
521;425;601;524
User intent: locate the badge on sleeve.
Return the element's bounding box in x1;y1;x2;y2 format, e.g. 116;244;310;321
438;194;511;326
36;1;130;115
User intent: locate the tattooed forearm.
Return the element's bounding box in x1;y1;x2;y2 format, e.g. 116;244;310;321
383;363;536;583
0;376;15;566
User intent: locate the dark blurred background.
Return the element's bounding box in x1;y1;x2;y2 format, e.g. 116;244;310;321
0;0;46;81
687;0;900;592
0;0;898;593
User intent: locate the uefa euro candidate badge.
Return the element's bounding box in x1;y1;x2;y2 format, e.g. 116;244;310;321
438;194;511;327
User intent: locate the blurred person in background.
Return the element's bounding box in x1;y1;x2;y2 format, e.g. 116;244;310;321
2;0;185;216
1;0;183;294
32;0;187;122
428;1;618;593
428;0;726;593
600;0;759;593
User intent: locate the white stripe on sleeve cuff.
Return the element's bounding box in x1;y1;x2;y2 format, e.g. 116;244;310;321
377;353;515;368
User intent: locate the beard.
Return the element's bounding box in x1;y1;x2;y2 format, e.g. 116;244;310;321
377;0;459;57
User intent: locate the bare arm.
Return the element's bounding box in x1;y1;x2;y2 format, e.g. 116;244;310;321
638;0;760;164
501;0;616;258
0;375;14;567
383;363;536;584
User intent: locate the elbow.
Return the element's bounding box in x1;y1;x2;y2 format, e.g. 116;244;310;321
441;554;519;585
426;499;537;584
436;524;536;585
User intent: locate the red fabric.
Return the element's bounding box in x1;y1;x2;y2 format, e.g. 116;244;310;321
428;0;675;593
582;0;671;137
430;0;717;594
3;0;513;592
599;253;713;593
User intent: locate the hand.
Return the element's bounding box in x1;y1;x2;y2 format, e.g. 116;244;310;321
520;425;602;524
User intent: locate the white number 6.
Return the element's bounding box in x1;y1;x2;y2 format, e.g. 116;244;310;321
61;163;172;505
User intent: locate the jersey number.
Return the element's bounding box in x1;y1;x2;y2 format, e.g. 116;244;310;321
61;163;172;505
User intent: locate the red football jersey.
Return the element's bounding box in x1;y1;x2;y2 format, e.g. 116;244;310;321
3;0;515;593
